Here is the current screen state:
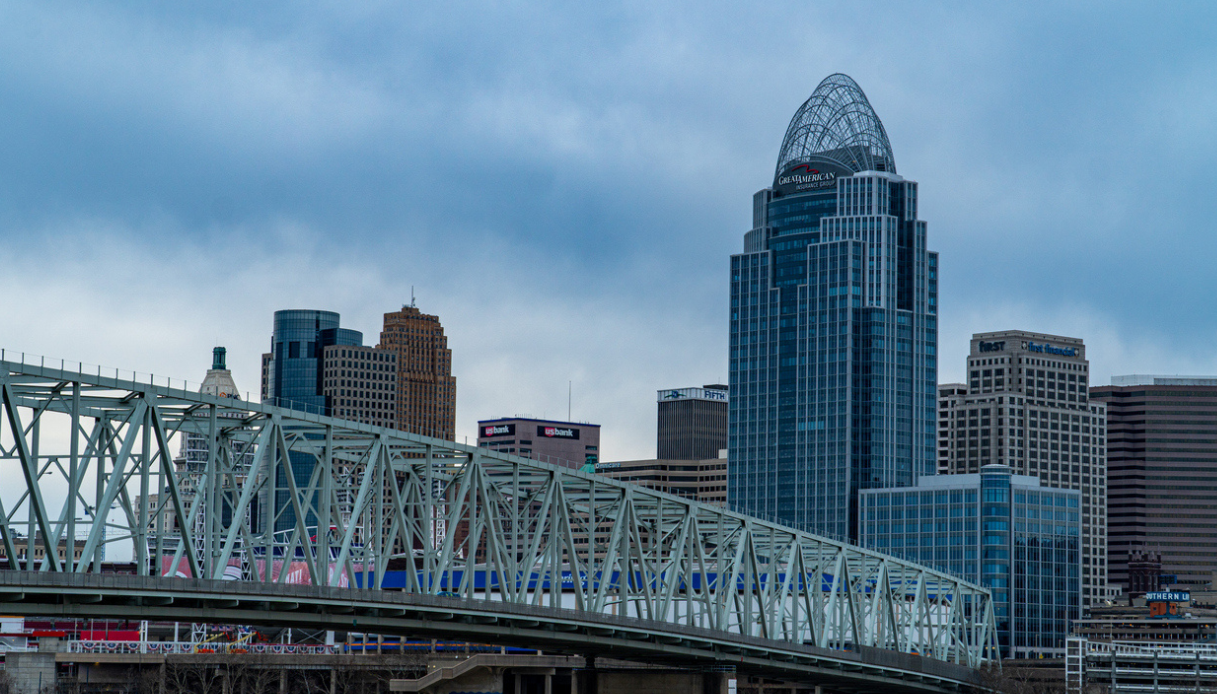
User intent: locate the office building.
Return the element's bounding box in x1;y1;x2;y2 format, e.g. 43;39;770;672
261;310;364;532
657;385;728;460
859;465;1082;659
478;417;599;469
935;384;967;474
0;534;89;568
261;310;363;414
379;304;456;440
728;73;938;540
320;345;398;429
1091;376;1217;592
595;455;729;507
939;330;1108;605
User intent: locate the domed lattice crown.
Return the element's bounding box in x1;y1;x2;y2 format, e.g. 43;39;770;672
774;73;896;182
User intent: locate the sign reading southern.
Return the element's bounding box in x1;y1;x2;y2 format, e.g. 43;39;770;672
1146;591;1189;602
773;161;851;196
538;425;579;440
481;423;515;438
1147;591;1189;619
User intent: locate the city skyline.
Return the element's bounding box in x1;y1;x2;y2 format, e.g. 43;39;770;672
3;4;1217;461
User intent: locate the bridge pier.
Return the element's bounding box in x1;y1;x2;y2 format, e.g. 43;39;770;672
6;650;56;694
573;666;727;694
577;654;597;694
737;677;847;694
383;652;728;694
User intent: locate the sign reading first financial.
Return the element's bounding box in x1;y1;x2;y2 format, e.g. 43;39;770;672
976;339;1081;358
1024;341;1079;358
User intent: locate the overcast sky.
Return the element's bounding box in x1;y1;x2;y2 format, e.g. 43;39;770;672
2;2;1216;461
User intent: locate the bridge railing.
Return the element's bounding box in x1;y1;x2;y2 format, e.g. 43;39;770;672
64;640;339;655
0;348;329;416
0;355;997;668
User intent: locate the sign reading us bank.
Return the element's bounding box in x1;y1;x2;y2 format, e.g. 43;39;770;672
482;423;515;438
538;425;579;440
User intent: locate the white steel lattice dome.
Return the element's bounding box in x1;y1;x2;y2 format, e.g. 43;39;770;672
774;73;896;181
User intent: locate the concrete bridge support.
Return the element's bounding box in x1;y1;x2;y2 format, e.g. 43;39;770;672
388;653;729;694
6;651;56;694
574;669;728;694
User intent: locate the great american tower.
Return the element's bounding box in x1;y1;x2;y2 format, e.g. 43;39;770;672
728;74;938;541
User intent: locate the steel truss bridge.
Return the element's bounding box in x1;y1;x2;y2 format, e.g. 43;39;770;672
0;354;996;693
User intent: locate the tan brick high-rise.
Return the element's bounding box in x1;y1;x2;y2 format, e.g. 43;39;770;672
378;305;456;440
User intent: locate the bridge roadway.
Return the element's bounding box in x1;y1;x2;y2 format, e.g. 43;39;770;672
0;572;983;693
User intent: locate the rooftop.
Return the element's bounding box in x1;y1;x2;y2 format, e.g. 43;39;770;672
1110;375;1217;387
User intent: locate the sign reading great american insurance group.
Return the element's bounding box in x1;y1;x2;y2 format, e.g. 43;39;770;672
773;161;851;196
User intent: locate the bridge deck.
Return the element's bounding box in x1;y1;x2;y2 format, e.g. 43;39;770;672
0;573;981;693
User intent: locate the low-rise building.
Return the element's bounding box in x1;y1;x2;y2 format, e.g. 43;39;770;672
477;418;600;469
594;455;728;507
859;464;1081;659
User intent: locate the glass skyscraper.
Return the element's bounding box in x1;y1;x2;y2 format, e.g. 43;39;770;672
728;74;938;540
859;466;1082;659
263;310;363;414
261;309;363;534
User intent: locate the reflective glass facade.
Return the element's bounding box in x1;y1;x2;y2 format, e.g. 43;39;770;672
729;170;937;540
265;310;343;414
262;310;362;534
728;76;937;541
859;466;1081;659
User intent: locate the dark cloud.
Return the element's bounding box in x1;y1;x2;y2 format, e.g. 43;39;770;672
3;1;1217;457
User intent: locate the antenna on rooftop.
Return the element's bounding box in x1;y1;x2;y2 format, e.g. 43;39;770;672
411;286;416;308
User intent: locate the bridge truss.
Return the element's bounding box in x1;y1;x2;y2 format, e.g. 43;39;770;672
0;354;996;671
